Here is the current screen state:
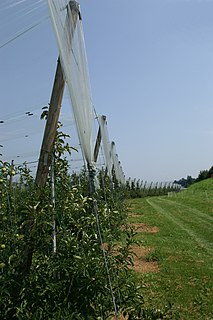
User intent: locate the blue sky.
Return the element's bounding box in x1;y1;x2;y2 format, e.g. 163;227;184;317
0;0;213;182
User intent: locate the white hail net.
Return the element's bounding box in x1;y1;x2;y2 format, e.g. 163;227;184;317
111;142;125;185
98;115;113;178
47;0;94;165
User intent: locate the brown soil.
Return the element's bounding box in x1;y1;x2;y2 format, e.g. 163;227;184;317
103;221;160;275
128;213;141;218
101;243;159;274
130;245;160;273
120;223;160;272
128;223;160;234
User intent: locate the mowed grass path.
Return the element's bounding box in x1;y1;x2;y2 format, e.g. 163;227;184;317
127;179;213;319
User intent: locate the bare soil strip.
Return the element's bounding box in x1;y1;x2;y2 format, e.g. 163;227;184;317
119;222;160;273
124;222;160;273
128;213;141;218
127;223;160;234
130;245;159;273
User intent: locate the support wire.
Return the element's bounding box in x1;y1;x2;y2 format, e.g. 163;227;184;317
51;153;56;255
0;16;49;49
88;166;119;320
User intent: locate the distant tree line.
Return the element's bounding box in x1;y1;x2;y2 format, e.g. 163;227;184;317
174;165;213;188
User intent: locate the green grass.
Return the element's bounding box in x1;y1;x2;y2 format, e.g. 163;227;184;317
127;179;213;319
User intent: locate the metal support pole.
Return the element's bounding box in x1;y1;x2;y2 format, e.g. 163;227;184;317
51;154;56;255
9;159;14;189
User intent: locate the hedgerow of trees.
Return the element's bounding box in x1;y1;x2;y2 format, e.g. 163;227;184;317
174;165;213;188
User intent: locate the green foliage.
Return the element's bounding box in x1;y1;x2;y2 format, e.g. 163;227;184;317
196;169;209;182
0;127;162;319
174;165;213;188
174;175;195;188
145;249;163;263
125;179;179;199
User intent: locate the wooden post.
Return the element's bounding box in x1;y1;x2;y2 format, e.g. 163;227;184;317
93;115;107;163
35;59;65;188
93;127;101;163
35;1;81;188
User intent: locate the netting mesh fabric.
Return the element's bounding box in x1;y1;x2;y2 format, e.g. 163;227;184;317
47;0;94;165
98;115;113;178
111;142;125;185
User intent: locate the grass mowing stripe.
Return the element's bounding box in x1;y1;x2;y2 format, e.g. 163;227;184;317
128;184;213;319
157;198;213;243
158;198;213;233
160;197;213;224
146;198;213;257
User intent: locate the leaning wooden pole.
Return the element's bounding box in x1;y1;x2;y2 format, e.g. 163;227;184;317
93;126;102;163
35;59;65;188
35;1;80;188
